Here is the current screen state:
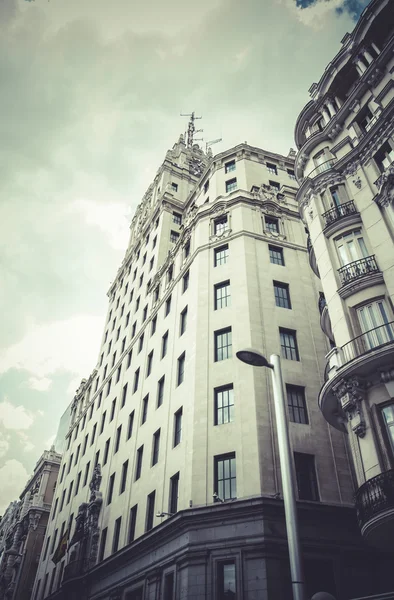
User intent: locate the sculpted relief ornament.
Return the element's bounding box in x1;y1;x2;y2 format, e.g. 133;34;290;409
333;376;367;437
375;168;394;208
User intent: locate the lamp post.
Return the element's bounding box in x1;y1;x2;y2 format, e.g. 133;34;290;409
236;349;306;600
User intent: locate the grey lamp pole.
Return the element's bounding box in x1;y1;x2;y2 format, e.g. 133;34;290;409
236;349;306;600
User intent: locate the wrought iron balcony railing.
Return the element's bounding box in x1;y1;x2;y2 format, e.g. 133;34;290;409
322;200;358;227
307;158;338;179
337;255;379;286
318;294;326;315
355;469;394;531
341;321;394;364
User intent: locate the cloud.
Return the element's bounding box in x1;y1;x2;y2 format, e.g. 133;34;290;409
0;460;29;514
28;377;52;392
0;399;34;431
0;435;10;459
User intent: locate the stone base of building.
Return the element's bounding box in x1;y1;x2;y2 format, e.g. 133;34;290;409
46;498;394;600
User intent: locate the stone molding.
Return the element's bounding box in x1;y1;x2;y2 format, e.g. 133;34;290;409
333;376;367;437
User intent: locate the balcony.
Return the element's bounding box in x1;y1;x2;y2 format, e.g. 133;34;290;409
341;321;394;364
322;200;358;228
338;255;379;287
307;158;338;179
307;235;320;278
355;469;394;550
318;295;334;342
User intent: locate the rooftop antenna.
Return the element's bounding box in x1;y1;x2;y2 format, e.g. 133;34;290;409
180;111;203;147
206;137;222;153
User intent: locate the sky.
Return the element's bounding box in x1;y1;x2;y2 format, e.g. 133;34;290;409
0;0;369;513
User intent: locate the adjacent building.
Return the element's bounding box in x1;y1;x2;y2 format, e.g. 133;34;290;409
294;0;394;561
0;448;61;600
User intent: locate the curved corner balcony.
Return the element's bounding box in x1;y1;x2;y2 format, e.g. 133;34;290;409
338;255;379;287
307;235;320;278
355;469;394;550
318;295;334;342
322;200;358;229
306;158;338;179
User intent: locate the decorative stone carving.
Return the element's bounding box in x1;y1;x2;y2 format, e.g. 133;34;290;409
342;161;359;177
359;115;394;164
189;157;205;177
352;176;362;189
381;369;394;383
327;123;342;140
333;376;367;437
375;169;394;208
367;67;384;88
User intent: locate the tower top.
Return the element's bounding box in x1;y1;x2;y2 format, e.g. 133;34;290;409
180;111;203;148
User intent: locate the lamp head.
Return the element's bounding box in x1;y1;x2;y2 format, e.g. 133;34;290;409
236;348;273;368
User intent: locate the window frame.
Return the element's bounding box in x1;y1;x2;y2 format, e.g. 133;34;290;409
273;281;291;309
214;280;231;310
214;327;233;362
279;328;300;361
214;385;234;426
214;244;229;267
286;384;308;424
214;452;237;501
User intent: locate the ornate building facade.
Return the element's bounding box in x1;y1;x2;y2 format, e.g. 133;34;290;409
294;0;394;559
0;448;61;600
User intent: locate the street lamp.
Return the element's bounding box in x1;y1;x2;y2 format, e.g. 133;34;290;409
236;349;306;600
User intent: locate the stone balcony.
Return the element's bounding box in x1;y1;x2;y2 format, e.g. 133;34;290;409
355;469;394;550
307;235;320;278
318;294;334;342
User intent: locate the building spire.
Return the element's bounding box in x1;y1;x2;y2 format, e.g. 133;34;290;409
180;111;203;147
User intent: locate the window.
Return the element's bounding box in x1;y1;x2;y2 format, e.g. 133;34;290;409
163;573;175;600
127;350;132;368
336;228;369;266
67;455;73;474
173;408;182;447
215;385;234;425
294;452;319;501
141;395;149;424
52;498;58;521
90;423;97;446
43;536;51;560
136;296;140;311
103;439;110;465
110;398;116;422
107;473;115;505
168;266;173;283
89;403;94;420
182;270;189;292
142;252;147;265
103;365;108;379
266;162;277;175
161;331;169;358
131;322;137;337
94;450;100;468
138;333;144;353
152;429;161;466
133;368;140;393
151;315;157;336
146;351;154;377
114;425;122;453
265;216;279;234
204;180;209;193
100;352;104;366
170;230;179;243
269;180;280;191
116;365;121;383
180;307;188;336
116;297;120;309
274;281;291;309
106;378;111;397
149;257;154;273
215;453;236;500
133;268;137;281
128;505;138;543
121;336;126;352
214;281;231;309
169;472;179;514
287;169;296;180
225;159;235;173
173;211;181;224
107;340;112;355
214;327;232;361
98;528;107;562
135;446;144;480
116;326;121;341
120;460;129;494
75;471;82;496
214;244;229;266
157;376;165;407
269;245;284;266
121;303;125;317
177;353;185;386
153;234;157;247
97;392;103;409
218;562;236;600
129;289;134;304
165;295;172;317
127;411;135;440
60;464;66;484
287;385;308;424
374;141;394;173
50;529;58;555
83;462;90;487
139;275;144;289
214;216;228;235
145;491;156;532
67;481;73;504
75;444;80;465
184;240;190;259
142;305;148;322
67;436;71;451
154;285;160;303
280;328;299;361
112;517;122;554
356;300;394;350
225;178;237;193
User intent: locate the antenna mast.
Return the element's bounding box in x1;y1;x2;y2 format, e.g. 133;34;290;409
180;111;203;147
206;138;222;153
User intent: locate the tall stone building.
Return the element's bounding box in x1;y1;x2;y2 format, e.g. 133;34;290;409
32;125;394;599
294;0;394;560
0;448;61;600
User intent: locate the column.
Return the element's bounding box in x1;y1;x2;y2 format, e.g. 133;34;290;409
371;41;380;55
36;466;51;507
321;107;331;125
354;57;367;75
335;96;343;109
326;99;337;118
362;47;374;65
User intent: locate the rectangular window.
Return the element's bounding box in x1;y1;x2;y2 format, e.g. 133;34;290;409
336;228;369;266
66;481;73;504
149;257;154;271
141;395;149;424
120;460;129;494
217;562;236;600
43;536;51;560
214;244;229;266
214;281;231;309
60;464;66;484
129;289;134;304
83;462;90;487
74;444;80;465
154;285;160;303
121;383;128;408
131;322;137;338
287;385;308;424
161;331;169;358
99;411;106;436
135;445;144;480
146;350;153;377
170;230;179;243
157;376;165;407
138;333;144;353
121;337;126;353
51;529;58;554
114;425;122;453
269;245;284;265
269;180;280;191
180;307;188;336
280;328;299;361
374;141;394;173
112;517;122;554
173;408;182;447
169;472;179;514
225;159;235;173
182;270;189;292
110;398;116;422
52;498;58;521
145;491;156;532
225;178;237;193
98;527;107;562
294;452;319;501
184;240;190;259
265;216;279;233
287;169;296;180
214;327;232;361
68;455;73;473
165;295;172;317
90;423;97;446
177;353;185;386
106;378;111;397
151;315;157;336
127;350;132;369
173;211;181;224
215;453;237;501
116;326;121;341
103;439;110;465
128;505;138;543
133;368;140;393
204;180;209;193
214;216;228;235
152;429;161;466
75;471;82;496
116;365;121;383
266;162;278;175
97;392;102;409
136;296;140;311
94;450;100;468
168;266;174;283
127;411;135;440
139;275;143;289
274;281;291;309
107;473;115;505
103;365;108;379
214;385;234;425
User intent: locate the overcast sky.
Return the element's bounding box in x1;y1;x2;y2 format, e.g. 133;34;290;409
0;0;369;513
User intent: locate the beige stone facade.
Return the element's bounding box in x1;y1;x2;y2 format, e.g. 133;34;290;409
294;0;394;554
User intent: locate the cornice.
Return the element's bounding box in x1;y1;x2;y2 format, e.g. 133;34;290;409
323;212;362;238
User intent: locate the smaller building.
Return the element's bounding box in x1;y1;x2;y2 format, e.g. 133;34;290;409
0;448;61;600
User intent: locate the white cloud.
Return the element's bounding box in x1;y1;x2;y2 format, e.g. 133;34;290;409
28;377;52;392
46;433;56;448
0;436;9;459
0;400;34;431
18;431;35;453
278;0;351;29
0;460;29;514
